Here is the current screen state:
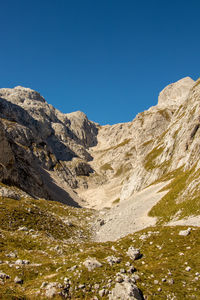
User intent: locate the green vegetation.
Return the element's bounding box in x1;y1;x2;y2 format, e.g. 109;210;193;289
157;109;171;121
114;163;131;177
1;181;200;298
112;138;131;150
100;163;113;172
0;216;200;299
98;139;131;154
144;146;164;171
141;139;153;148
0;196;93;241
112;198;120;205
149;166;200;223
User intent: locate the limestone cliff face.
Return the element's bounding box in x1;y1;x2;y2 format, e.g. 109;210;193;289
78;76;200;210
158;77;194;108
0;86;98;205
1;78;200;215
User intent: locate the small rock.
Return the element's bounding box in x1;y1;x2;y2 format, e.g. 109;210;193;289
83;257;102;271
6;252;17;258
64;277;70;284
111;246;117;251
15;259;23;265
100;219;105;226
78;284;85;289
23;260;30;265
126;247;141;260
133;274;140;281
40;282;48;288
120;269;126;274
128;266;135;274
185;266;191;272
168;271;172;276
99;289;106;297
0;272;10;279
18;226;28;231
167;278;174;285
45;287;57;298
179;228;191;236
154;280;159;284
115;276;124;283
14;276;23;284
94;283;100;290
139;234;148;240
158;287;162;292
69;265;77;271
106;255;121;266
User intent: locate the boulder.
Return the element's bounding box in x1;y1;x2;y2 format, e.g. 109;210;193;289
83;257;102;271
109;278;142;300
126;247;141;260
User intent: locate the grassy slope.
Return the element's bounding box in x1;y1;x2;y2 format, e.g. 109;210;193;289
0;195;200;299
149;166;200;224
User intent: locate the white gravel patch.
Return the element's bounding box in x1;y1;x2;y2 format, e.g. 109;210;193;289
168;215;200;227
94;181;170;242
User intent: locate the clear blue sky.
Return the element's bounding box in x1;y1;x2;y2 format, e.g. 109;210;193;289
0;0;200;125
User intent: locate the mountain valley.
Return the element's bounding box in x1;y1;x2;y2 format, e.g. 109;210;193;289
0;77;200;299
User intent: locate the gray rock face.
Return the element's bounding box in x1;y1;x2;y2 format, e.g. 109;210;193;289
78;76;200;215
0;86;98;205
66;111;98;148
0;187;20;200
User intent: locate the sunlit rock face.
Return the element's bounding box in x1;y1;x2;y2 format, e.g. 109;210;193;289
158;77;194;108
1;77;200;211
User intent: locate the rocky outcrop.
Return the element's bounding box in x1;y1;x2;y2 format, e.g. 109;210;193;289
0;86;98;205
158;77;194;108
78;76;200;213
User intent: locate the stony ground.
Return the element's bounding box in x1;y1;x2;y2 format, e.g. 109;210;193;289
94;182;170;242
0;192;200;299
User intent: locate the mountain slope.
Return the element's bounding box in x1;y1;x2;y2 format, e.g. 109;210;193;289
1;77;200;299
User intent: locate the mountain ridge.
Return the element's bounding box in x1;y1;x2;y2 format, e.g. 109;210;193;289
0;77;200;299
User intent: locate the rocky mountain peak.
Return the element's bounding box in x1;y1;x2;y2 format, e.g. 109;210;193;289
158;76;194;108
0;86;46;103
